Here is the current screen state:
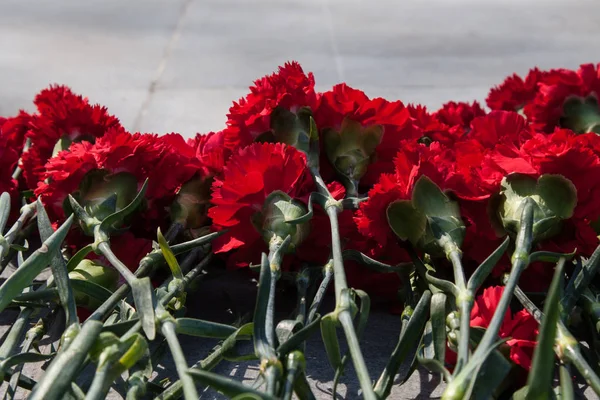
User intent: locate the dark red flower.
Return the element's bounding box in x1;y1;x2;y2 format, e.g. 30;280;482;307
209;142;314;267
21;85;124;189
0;133;20;205
314;84;419;189
0;110;32;155
434;101;486;129
225;62;318;150
35;130;200;238
471;286;538;370
486;68;545;112
527;64;600;133
407;104;459;146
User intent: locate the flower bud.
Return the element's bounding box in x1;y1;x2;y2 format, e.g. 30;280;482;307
69;259;119;309
494;174;577;243
76;170;139;221
323;118;383;187
254;191;310;252
387;176;465;258
170;174;212;229
268;106;313;154
561;95;600;134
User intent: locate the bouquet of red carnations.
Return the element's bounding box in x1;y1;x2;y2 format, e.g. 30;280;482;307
1;61;600;399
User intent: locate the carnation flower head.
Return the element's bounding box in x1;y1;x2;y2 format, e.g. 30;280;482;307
225;62;318;151
526;63;600;133
434;101;486;129
407;104;459;146
209;142;315;267
0;110;32;155
314;84;420;192
21;85;124;189
35;129;200;238
486;67;545;112
470;286;538;370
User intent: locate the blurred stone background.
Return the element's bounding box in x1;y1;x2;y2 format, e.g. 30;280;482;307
2;0;600;138
1;0;600;398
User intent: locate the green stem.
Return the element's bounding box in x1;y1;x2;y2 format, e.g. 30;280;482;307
161;321;199;400
563;345;600;396
12;138;31;181
447;249;471;374
444;199;534;399
0;309;32;359
307;261;333;323
84;365;115;400
0;203;36;263
326;206;348;302
96;241;137;283
338;310;376;400
29;320;104;400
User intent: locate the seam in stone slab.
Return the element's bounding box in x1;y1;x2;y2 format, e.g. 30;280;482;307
322;0;345;82
132;0;194;132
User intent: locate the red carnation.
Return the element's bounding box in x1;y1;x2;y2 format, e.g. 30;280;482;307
471;286;538;370
355;140;450;258
488;128;600;256
225;62;318;150
527;63;600;133
21;85;124;189
434;101;486;129
407;104;459;146
209;142;314;267
0;110;32;155
35;130;200;238
0;134;20;204
314;84;419;190
486;68;545;112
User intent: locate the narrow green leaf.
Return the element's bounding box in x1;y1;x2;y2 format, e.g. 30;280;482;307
342;249;410;273
99;179;148;232
558;364;575;400
67;195;96;230
425;271;459;297
525;258;565;399
0;192;11;233
187;369;276;399
340;197;367;210
417;357;452;382
467;236;510;293
253;253;277;360
29;320;103;400
374;290;432;398
277;314;321;356
528;250;576;264
562;243;600;313
0;215;73;314
169;230;225;256
471;349;512;400
157;228;183;280
65;244;94;272
430;292;448;364
70;278;113;304
37;199;78;326
131;278;156;340
175;318;237;338
0;352;54;370
102;319;139;336
320;313;342;371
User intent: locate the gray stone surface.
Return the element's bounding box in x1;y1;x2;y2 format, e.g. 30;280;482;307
2;0;600;398
3;0;600;137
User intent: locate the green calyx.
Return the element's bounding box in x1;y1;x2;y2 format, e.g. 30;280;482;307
494;174;577;243
561;94;600;134
323;117;384;187
260;106;313;154
170;174;213;230
254;191;310;253
70;169;140;223
386;176;465;258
